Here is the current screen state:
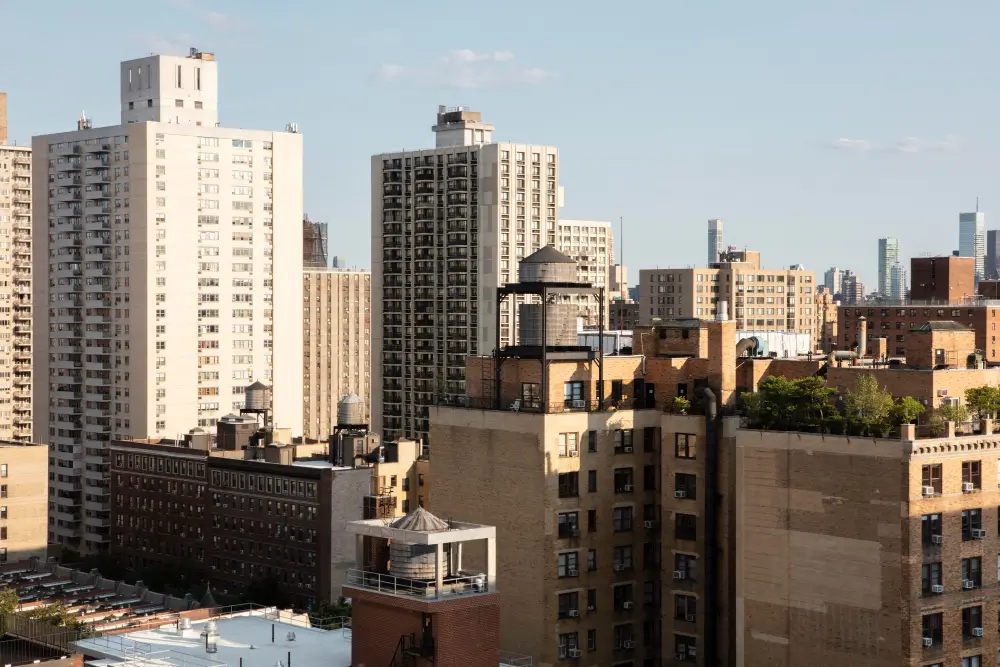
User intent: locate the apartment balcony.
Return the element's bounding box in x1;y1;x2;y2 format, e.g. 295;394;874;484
88;142;112;153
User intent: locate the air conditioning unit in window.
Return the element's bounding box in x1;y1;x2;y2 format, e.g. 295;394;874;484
931;534;943;545
931;584;944;594
587;604;595;611
568;609;579;617
973;627;984;637
963;579;975;589
623;601;633;609
675;489;687;498
973;528;988;539
623;446;633;453
922;486;935;497
922;637;932;647
567;649;581;658
673;570;685;580
686;613;695;622
623;484;634;492
689;647;697;658
568;451;578;457
622;641;635;649
613;564;624;572
567;569;578;577
644;520;655;529
962;481;975;493
676;653;686;661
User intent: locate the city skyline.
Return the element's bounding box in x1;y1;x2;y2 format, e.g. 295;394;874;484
2;1;999;285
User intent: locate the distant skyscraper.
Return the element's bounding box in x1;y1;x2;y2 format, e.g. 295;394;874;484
959;210;986;281
843;270;864;305
824;266;844;296
330;255;345;268
986;230;1000;279
302;214;328;268
877;237;899;297
707;219;723;265
888;262;907;300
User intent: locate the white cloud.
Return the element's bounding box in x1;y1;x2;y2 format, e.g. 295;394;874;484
830;135;962;154
374;50;553;89
830;138;873;152
892;135;962;154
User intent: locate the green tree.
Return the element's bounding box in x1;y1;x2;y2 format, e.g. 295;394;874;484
965;386;1000;420
937;401;970;425
0;588;19;616
670;396;690;414
892;396;925;425
843;373;894;436
29;602;72;626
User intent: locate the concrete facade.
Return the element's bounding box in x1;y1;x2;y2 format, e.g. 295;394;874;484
34;53;303;552
372;107;560;445
0;125;32;443
302;268;371;441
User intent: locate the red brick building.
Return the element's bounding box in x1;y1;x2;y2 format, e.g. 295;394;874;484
910;255;975;302
839;305;1000;362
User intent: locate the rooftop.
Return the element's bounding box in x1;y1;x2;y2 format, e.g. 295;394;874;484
911;320;973;332
74;607;350;667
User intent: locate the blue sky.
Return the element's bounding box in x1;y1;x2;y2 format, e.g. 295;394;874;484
3;0;997;286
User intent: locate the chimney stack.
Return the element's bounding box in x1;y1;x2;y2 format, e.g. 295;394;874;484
857;317;868;358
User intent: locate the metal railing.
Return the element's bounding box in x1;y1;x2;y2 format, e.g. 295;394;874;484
346;568;489;599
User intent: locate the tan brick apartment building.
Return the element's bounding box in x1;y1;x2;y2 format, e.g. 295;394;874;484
0;441;48;563
638;249;818;349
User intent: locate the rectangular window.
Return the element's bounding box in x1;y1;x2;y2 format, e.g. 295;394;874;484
675;553;698;580
674;594;697;621
613;468;635;493
963;460;982;490
613;429;634;453
675;513;697;541
963;556;983;588
558;432;578;457
963;508;983;540
675;433;697;459
558;472;579;498
587;430;597;452
563;381;585;409
921;513;942;546
557;552;579;578
921;464;942;495
675;472;697;499
557;592;579;619
520;382;540;409
961;605;983;637
587;470;597;493
921;562;942;595
612;506;633;532
557;512;579;539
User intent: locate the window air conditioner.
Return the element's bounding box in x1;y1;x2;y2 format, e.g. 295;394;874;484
963;579;975;589
973;627;984;637
567;648;581;658
931;534;943;545
973;528;988;539
567;569;578;577
675;489;686;498
922;486;935;497
922;637;932;647
623;484;634;492
676;653;686;660
644;520;654;529
623;446;633;453
931;584;944;594
686;614;695;622
623;601;633;609
962;481;975;493
673;570;685;580
568;451;578;457
568;609;579;617
622;641;635;649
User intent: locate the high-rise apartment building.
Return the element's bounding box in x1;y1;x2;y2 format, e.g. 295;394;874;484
610;264;628;301
557;220;612;325
302;214;328;268
33;51;303;552
0;441;50;563
302;268;371;441
959;210;985;281
888;261;907;300
842;271;865;305
638;249;818;347
371;106;560;444
823;266;844;297
707;218;723;266
877;236;899;297
986;229;1000;280
0;97;33;443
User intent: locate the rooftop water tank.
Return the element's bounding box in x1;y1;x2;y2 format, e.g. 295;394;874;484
337;394;365;426
518;302;578;347
245;381;271;411
389;508;451;579
517;246;578;284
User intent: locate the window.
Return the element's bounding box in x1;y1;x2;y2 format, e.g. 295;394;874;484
963;460;982;490
586;588;597;611
587;430;597;452
587;470;597;492
558;432;578;457
613;624;634;650
556;632;578;660
643;465;656;491
614;468;634;493
675;635;697;662
613;506;633;532
557;552;579;577
557;592;579;619
963;508;983;540
587;510;596;532
675;473;697;499
961;656;981;667
613;583;634;609
643;427;657;452
921;513;942;546
922;614;942;645
675;553;698;580
963;557;982;588
587;549;596;571
962;605;983;637
1;465;7;478
674;594;697;621
614;429;634;453
558;512;580;539
675;433;697;459
521;382;540;409
0;486;7;499
921;562;942;595
921;464;942;495
558;472;579;498
612;546;633;572
586;629;596;652
563;381;584;409
675;513;697;541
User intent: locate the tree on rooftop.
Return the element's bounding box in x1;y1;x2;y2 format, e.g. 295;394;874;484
892;396;925;425
843;373;894;437
0;587;19;616
936;401;970;425
964;386;1000;420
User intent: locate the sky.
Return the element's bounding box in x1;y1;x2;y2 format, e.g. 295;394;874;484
3;0;998;287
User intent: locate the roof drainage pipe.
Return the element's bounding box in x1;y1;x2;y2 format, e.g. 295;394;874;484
701;386;719;667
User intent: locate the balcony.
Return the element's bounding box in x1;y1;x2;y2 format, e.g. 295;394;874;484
345;569;488;600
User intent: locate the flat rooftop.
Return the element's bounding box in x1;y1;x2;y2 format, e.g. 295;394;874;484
76;609;351;667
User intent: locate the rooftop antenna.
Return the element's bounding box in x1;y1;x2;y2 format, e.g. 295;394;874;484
977;196;980;212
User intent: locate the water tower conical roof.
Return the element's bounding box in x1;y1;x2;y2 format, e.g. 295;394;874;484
390;506;450;532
